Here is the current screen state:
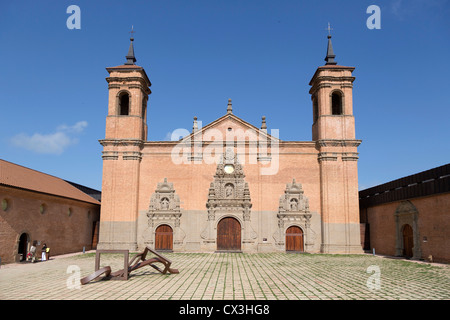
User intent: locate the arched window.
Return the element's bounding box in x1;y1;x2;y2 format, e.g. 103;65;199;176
119;92;130;115
331;91;343;115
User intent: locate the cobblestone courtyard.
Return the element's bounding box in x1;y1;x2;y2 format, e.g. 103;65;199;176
1;252;449;300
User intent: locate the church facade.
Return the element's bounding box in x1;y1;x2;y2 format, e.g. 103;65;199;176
97;34;363;254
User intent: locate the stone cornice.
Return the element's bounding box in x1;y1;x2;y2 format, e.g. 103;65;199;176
106;76;148;84
317;151;360;162
318;152;338;161
99;139;144;148
106;77;151;94
316;139;362;148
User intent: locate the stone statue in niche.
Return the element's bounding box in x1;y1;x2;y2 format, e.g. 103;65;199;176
161;197;169;210
278;179;309;213
290;198;298;211
225;183;234;198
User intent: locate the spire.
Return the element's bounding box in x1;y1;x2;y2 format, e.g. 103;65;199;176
192;116;198;133
261;116;267;132
324;23;337;65
125;26;137;65
227;99;232;114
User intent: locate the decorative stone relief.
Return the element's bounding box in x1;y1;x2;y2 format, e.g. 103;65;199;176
143;178;185;249
201;148;256;246
273;179;315;252
394;200;421;259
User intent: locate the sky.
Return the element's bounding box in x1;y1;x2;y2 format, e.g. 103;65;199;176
0;0;449;191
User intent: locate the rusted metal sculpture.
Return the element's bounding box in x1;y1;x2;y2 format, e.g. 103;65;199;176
80;246;179;285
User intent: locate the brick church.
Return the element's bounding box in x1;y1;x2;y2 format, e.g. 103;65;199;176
97;33;363;254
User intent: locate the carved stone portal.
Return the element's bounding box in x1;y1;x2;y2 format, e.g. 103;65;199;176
394;200;421;259
201;149;256;249
144;178;185;249
273;179;315;252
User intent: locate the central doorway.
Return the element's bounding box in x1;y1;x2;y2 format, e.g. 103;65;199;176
285;226;304;252
217;217;241;251
155;224;173;251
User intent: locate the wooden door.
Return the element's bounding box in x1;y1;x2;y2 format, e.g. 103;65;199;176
217;217;241;251
286;226;304;252
155;225;173;251
402;224;413;258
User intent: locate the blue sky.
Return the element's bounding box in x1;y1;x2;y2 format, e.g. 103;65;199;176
0;0;449;191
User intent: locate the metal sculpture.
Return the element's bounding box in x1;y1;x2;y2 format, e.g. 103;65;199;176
80;246;179;285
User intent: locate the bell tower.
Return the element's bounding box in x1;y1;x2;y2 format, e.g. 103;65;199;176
98;33;151;251
310;32;356;141
309;30;363;254
104;34;151;141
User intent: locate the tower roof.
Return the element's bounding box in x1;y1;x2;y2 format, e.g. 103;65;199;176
324;34;337;65
324;23;337;65
125;37;137;65
105;28;151;88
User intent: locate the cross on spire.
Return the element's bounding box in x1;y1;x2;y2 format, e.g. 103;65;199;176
129;25;135;39
326;22;333;36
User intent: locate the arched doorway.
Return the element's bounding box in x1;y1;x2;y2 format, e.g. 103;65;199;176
18;233;29;261
286;226;304;252
217;217;241;251
155;225;173;251
402;224;414;258
395;201;421;259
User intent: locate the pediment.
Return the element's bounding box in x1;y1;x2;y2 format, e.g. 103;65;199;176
182;113;281;144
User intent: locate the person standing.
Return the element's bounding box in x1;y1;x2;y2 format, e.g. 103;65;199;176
41;243;47;261
29;241;37;263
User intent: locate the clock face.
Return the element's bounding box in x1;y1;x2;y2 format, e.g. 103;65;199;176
224;164;235;174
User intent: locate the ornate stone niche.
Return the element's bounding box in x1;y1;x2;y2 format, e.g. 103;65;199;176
144;178;185;249
273;179;314;252
394;200;421;259
201;148;256;248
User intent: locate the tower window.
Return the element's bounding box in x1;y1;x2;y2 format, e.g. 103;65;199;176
119;92;130;115
313;97;319;123
331;92;343;115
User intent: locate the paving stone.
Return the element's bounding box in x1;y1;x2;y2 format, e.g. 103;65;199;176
0;252;449;300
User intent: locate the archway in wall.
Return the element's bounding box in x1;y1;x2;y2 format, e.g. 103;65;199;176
285;226;304;252
155;225;173;251
217;217;241;251
402;224;414;258
394;200;421;259
18;233;29;261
